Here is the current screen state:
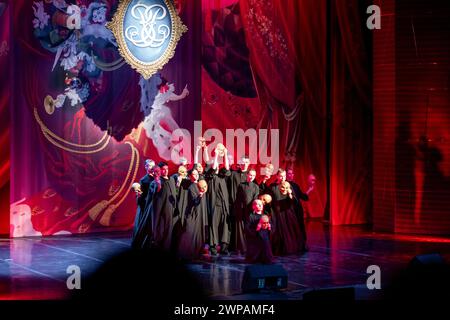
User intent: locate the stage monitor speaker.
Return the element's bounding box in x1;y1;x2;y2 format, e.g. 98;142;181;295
303;287;355;301
241;264;288;292
409;253;445;267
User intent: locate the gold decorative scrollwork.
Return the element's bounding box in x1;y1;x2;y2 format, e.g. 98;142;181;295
107;0;187;79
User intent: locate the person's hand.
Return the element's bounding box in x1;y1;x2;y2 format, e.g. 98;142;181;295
176;175;183;186
288;188;293;198
307;174;316;189
256;222;262;231
196;145;201;152
182;84;189;98
306;184;315;195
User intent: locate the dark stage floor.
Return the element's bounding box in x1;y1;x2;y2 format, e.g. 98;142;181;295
1;221;450;300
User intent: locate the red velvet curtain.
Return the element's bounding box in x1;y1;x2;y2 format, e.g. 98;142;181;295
0;1;10;235
239;0;328;218
330;0;372;225
238;0;371;223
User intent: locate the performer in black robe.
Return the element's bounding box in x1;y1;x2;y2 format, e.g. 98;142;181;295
245;200;274;264
152;162;178;251
234;169;260;255
271;181;304;255
170;165;187;224
258;163;274;195
286;168;314;251
269;168;287;193
259;193;273;217
131;159;155;249
170;165;188;189
226;155;250;251
176;169;199;227
171;168;192;252
177;179;209;260
133;166;162;249
206;148;231;255
227;156;250;204
193;139;211;181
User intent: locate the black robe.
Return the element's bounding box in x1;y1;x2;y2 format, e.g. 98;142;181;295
234;181;260;253
171;178;192;250
245;212;273;264
170;173;183;225
131;174;153;248
152;177;178;251
176;179;193;226
132;176;157;249
226;169;247;251
288;180;309;244
271;188;304;255
258;179;272;196
177;183;209;260
205;169;231;247
227;169;247;204
262;204;273;218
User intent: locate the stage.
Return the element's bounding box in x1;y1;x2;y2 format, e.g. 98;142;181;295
2;221;450;300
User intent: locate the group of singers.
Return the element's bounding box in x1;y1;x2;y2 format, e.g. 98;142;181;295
131;141;315;264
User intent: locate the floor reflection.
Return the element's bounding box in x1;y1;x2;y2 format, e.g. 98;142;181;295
1;222;450;300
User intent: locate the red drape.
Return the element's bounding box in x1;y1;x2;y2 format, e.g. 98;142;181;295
238;0;371;223
9;0;202;237
238;0;328;218
0;1;10;235
330;0;372;225
202;0;372;222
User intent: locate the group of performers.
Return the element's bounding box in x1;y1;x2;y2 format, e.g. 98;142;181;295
131;141;315;264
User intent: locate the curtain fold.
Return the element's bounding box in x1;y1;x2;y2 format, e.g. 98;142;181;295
0;0;10;234
330;0;372;225
239;0;328;218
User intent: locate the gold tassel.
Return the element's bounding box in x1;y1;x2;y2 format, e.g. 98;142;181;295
88;200;109;221
100;204;117;226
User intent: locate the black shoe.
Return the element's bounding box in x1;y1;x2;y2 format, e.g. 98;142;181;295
210;247;218;256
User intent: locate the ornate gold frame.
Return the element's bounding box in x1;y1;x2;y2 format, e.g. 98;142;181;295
108;0;187;79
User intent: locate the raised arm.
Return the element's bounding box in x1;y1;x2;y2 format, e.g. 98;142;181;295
224;148;230;171
194;145;201;165
167;84;189;102
212;148;219;172
203;144;210;164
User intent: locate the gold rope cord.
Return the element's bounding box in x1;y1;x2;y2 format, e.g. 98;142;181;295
34;106;140;226
113;143;140;208
108;142;137;204
99;143;140;226
88;141;139;224
34;107;110;153
41;130;111;154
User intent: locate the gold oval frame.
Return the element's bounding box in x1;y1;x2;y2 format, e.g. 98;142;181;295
108;0;187;79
